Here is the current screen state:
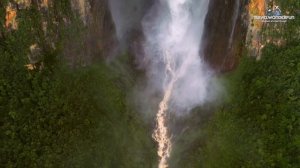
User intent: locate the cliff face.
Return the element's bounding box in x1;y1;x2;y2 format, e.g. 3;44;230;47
4;0;250;71
84;0;115;58
3;0;115;67
202;0;248;72
79;0;249;72
69;0;270;70
69;0;153;64
105;0;249;72
66;0;116;65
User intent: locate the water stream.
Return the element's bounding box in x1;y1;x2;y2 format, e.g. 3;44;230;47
142;0;210;167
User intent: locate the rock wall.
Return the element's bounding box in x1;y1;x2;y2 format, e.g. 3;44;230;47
70;0;153;62
202;0;249;72
85;0;115;58
65;0;116;66
69;0;250;69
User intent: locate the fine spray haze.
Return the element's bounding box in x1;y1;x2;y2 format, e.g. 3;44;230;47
141;0;218;167
110;0;220;167
141;0;218;114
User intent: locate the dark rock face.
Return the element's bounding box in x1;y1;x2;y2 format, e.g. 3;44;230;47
86;0;116;59
64;0;116;66
202;0;248;72
67;0;155;66
108;0;154;54
82;0;248;72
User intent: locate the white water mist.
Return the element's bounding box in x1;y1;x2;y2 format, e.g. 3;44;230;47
109;0;221;167
108;0;148;47
142;0;217;115
141;0;218;167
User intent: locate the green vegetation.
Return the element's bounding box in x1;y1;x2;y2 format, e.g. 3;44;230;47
0;1;155;167
1;0;299;168
174;1;300;167
200;1;300;167
203;43;300;168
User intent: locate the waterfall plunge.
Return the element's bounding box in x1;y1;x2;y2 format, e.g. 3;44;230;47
109;0;218;167
142;0;212;115
142;0;212;167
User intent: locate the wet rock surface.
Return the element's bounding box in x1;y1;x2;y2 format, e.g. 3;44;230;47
67;0;250;70
202;0;249;72
64;0;116;66
67;0;154;65
85;0;115;58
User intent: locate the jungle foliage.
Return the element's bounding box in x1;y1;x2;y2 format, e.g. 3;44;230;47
201;1;300;167
0;1;155;167
203;43;300;168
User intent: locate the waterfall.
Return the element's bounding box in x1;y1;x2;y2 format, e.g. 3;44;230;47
222;0;240;70
109;0;219;167
142;0;211;167
228;0;240;49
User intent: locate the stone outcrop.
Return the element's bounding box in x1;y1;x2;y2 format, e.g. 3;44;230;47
5;3;18;30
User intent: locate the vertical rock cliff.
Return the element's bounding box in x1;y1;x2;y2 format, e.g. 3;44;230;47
202;0;248;72
66;0;115;66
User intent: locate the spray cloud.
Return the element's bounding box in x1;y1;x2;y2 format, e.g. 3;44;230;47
110;0;220;167
141;0;218;167
108;0;151;48
141;0;216;114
